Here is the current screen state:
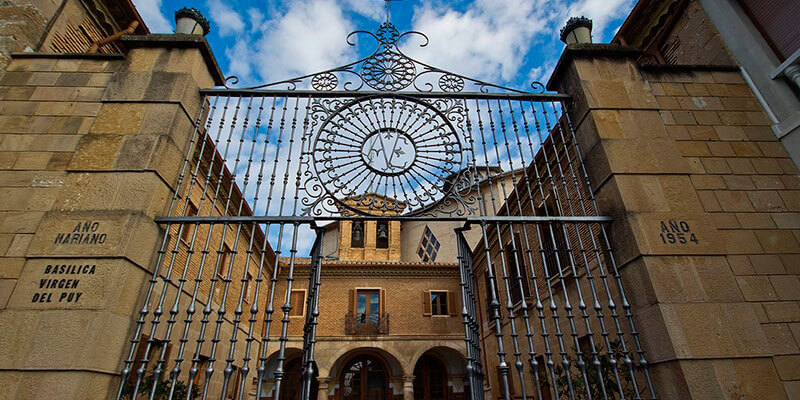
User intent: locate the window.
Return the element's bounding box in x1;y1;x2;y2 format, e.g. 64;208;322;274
341;355;388;400
417;226;440;262
536;204;569;278
225;365;239;399
216;244;231;280
351;221;364;248
496;365;515;397
289;289;306;317
432;291;448;315
376;221;389;248
243;272;253;303
535;356;552;400
423;290;457;316
347;288;387;335
356;289;381;323
181;201;198;243
505;234;530;304
130;334;172;383
193;355;210;387
214;244;232;302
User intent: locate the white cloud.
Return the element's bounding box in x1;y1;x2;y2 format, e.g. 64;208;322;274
248;8;265;29
221;0;357;86
401;0;633;87
208;0;246;36
401;0;552;83
341;0;384;21
226;39;255;84
131;0;172;32
527;57;557;87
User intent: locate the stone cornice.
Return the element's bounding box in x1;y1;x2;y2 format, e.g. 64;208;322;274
11;53;125;60
546;43;643;91
120;34;224;85
282;262;460;277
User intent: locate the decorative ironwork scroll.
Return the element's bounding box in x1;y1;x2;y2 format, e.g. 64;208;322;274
115;17;658;400
313;95;462;216
225;22;538;95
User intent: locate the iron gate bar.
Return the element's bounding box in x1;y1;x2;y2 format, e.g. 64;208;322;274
455;231;484;400
153;216;615;224
300;230;323;400
198;89;571;101
115;18;659;400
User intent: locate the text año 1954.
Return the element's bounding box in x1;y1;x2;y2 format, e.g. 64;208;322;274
659;220;699;245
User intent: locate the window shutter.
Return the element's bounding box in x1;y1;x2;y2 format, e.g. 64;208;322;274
380;288;386;315
423;290;432;316
349;289;355;315
448;291;458;316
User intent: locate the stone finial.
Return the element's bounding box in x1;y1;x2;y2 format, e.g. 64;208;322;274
560;16;593;44
175;7;210;36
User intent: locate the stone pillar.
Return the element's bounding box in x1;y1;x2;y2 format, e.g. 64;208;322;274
548;44;798;399
403;375;415;400
0;34;223;398
317;377;331;400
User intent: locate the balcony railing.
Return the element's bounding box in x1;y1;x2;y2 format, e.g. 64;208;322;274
345;312;389;335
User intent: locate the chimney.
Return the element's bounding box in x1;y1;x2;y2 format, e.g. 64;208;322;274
560;16;593;45
175;7;210;36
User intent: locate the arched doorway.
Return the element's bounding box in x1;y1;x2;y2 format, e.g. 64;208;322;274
339;354;390;400
413;354;448;400
279;356;318;400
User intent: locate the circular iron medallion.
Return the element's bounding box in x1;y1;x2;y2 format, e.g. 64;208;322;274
313;96;462;216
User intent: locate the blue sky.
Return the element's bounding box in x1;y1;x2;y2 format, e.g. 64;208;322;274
131;0;636;91
129;0;637;256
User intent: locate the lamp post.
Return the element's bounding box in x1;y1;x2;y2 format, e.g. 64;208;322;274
175;7;210;36
560;16;593;45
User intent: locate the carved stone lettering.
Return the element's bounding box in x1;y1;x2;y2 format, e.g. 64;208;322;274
53;220;107;245
29;263;95;304
658;219;699;245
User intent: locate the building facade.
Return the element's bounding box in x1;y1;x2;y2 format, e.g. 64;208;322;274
0;1;799;400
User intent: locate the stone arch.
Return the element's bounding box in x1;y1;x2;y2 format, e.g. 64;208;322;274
318;344;406;378
326;346;405;379
410;345;470;397
325;347;407;400
408;343;467;375
258;346;313;400
262;345;305;375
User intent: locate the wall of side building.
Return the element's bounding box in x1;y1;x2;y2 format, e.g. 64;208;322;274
474;49;800;399
0;11;260;396
227;252;469;400
616;0;800;172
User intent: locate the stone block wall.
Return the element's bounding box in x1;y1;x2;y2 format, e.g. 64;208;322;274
0;34;230;398
643;66;800;398
547;46;800;399
657;0;736;66
0;2;47;70
274;263;463;338
0;54;120;311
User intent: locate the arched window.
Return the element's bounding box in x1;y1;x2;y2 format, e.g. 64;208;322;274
340;354;388;400
413;354;447;400
351;221;364;248
276;356;318;400
376;221;389;248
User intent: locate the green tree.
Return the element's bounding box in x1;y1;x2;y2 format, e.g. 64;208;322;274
120;372;200;400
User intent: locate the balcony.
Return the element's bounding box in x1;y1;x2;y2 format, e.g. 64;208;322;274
345;312;389;335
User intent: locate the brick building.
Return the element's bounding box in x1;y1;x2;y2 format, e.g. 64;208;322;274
0;0;799;400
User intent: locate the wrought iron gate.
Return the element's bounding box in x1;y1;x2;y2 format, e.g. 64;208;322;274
116;22;657;400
